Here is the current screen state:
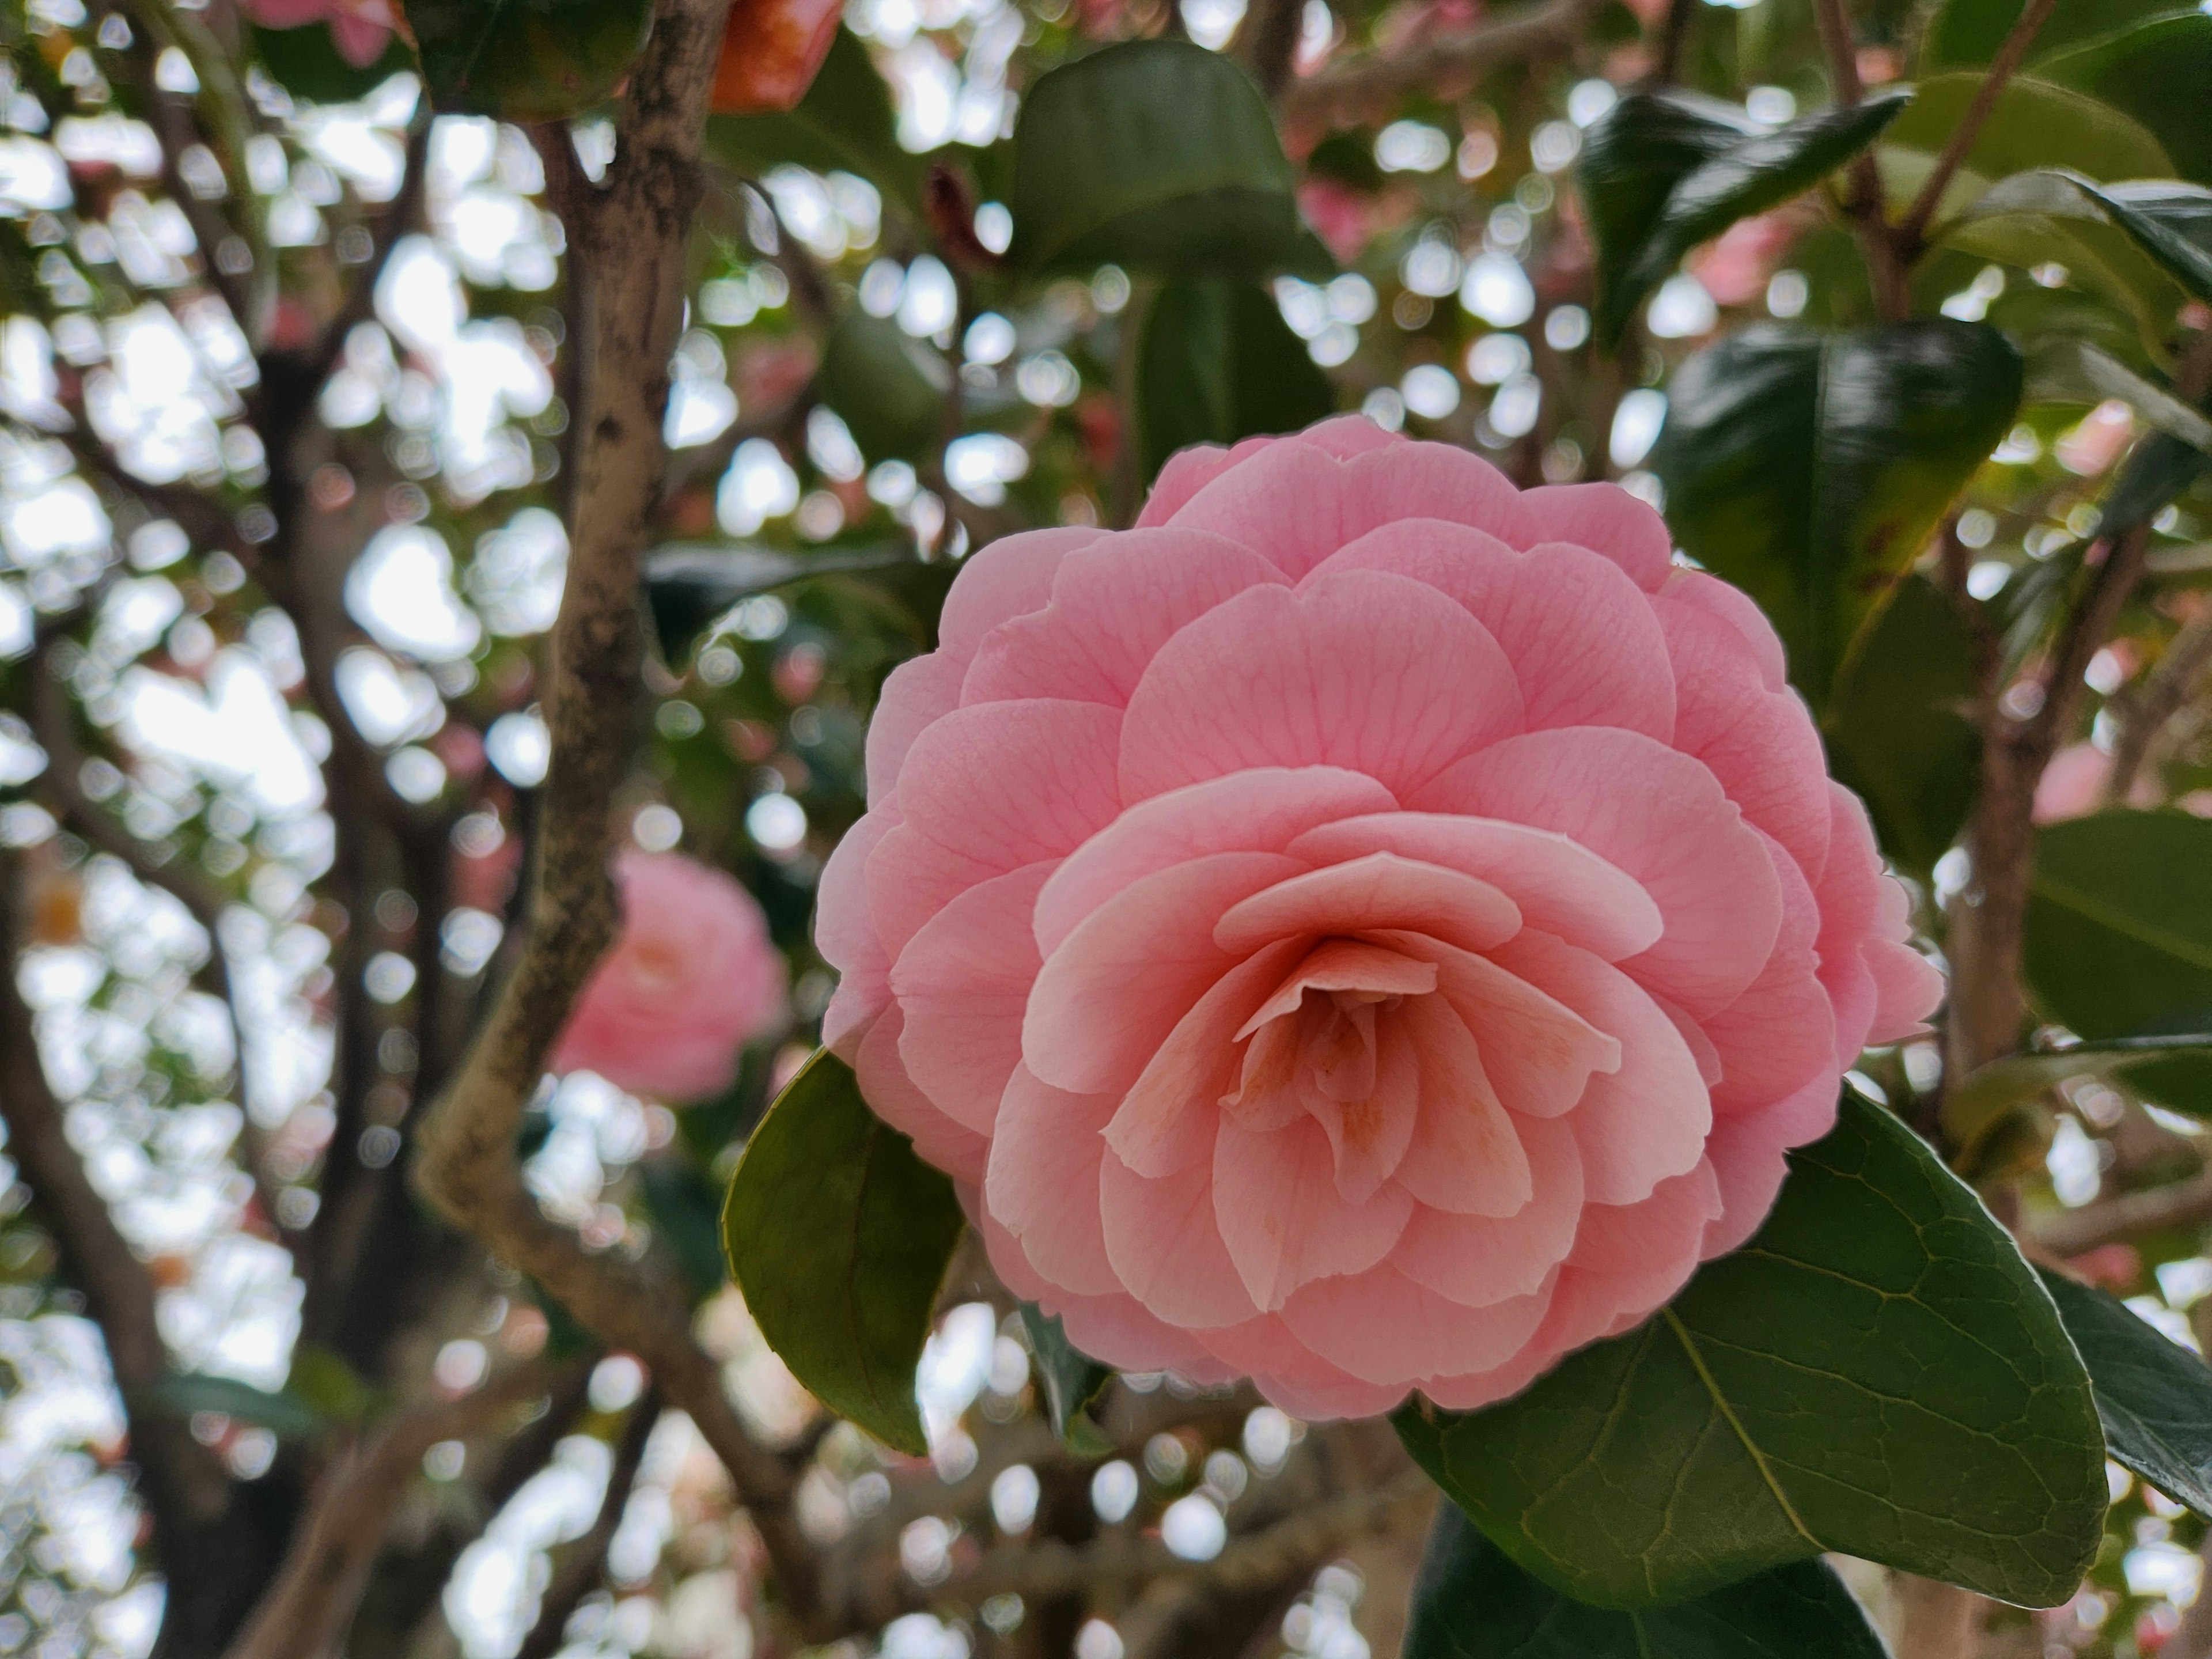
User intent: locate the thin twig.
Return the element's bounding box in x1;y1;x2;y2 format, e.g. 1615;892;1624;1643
1650;0;1695;86
1812;0;1911;320
1895;0;2058;257
219;1367;551;1659
1282;0;1602;136
513;1388;661;1659
2109;604;2212;800
2032;1166;2212;1257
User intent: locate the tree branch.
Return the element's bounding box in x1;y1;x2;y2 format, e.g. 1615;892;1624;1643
1894;0;2057;257
1281;0;1602;137
219;1367;551;1659
513;1388;661;1659
2031;1166;2212;1257
2108;603;2212;801
1812;0;1910;320
410;0;826;1635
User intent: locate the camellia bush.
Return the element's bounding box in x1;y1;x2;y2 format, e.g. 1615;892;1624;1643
7;0;2212;1656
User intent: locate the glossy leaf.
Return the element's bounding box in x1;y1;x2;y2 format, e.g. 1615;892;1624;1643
1395;1092;2105;1611
1649;321;2022;707
2039;1267;2212;1516
1404;1502;1891;1659
1136;281;1336;482
2025;339;2212;457
721;1050;965;1456
1020;1303;1115;1452
1942;1035;2212;1158
1580;89;1910;349
706;29;922;211
400;0;652;121
815;311;952;463
643;543;918;665
1007;40;1309;278
2025;810;2212;1113
2103;427;2212;536
251;22;415;104
1824;574;1980;873
1962;171;2212;304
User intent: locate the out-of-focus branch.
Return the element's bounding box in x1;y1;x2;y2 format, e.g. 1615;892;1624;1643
410;0;827;1635
1649;0;1695;86
1894;0;2056;258
1236;0;1305;103
513;1388;660;1659
2032;1167;2212;1257
1282;0;1601;136
2109;603;2212;801
1812;0;1910;320
221;1366;551;1659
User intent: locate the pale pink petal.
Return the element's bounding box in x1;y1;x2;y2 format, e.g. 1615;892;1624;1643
1100;1148;1264;1328
1417;728;1782;1018
857;1003;988;1185
1136;436;1272;528
963;530;1284;707
1660;566;1790;691
1391;1112;1582;1302
1308;1011;1424;1203
935;526;1100;662
1286;812;1662;962
1213;1116;1414;1309
1385;931;1622;1118
1518;481;1675;591
864;653;964;802
1035;767;1395;959
1106;939;1306;1177
1493;932;1709;1205
1236;939;1440;1033
1656;593;1831;880
893;863;1052;1132
328;12;391;65
1214;853;1521;956
1554;1158;1725;1339
1389;993;1533;1218
1281;1264;1556;1385
1192;1318;1412;1418
1309;524;1676;740
1025;851;1306;1096
1703;840;1836;1116
985;1064;1121;1296
1162;440;1355;578
1118;572;1524;804
1295;414;1402;459
1700;1073;1837;1259
1335;442;1540;552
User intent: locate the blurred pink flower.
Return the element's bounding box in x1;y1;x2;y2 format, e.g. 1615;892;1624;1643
1298;179;1377;267
2033;742;2160;823
816;416;1940;1418
552;851;789;1102
1685;209;1806;308
2055;399;2135;478
237;0;400;67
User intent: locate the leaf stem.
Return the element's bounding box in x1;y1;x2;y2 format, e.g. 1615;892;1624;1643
1811;0;1911;320
1895;0;2060;259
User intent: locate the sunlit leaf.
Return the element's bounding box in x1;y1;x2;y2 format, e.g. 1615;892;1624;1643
1395;1092;2105;1611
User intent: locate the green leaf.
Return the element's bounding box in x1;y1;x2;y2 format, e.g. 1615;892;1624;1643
1135;281;1336;483
2024;338;2212;457
643;542;917;665
1942;1035;2212;1159
2026;810;2212;1112
1580;90;1911;350
2104;429;2211;537
1961;171;2212;304
705;30;922;213
143;1373;328;1440
2039;1266;2212;1515
251;22;416;104
285;1346;377;1426
721;1050;965;1456
1883;74;2171;207
815;311;952;464
1019;1304;1115;1453
1649;321;2022;708
1404;1502;1891;1659
1395;1092;2106;1611
1824;574;1981;874
398;0;651;122
1007;40;1308;279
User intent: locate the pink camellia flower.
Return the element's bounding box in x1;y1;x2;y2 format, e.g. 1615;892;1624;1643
236;0;400;67
816;417;1941;1418
552;851;789;1103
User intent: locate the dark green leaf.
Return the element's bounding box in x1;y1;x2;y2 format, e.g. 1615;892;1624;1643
285;1346;377;1426
1649;321;2022;707
2025;810;2212;1112
1395;1092;2105;1611
643;542;917;666
2040;1266;2212;1516
1135;280;1336;482
1883;73;2170;204
2100;400;2212;535
1943;1034;2212;1157
2024;338;2212;457
143;1373;328;1440
1019;1304;1115;1452
706;31;922;213
251;23;416;104
1963;171;2212;305
1007;40;1308;278
1581;90;1910;349
815;311;952;464
1404;1502;1891;1659
1824;574;1980;873
722;1050;965;1456
399;0;650;121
